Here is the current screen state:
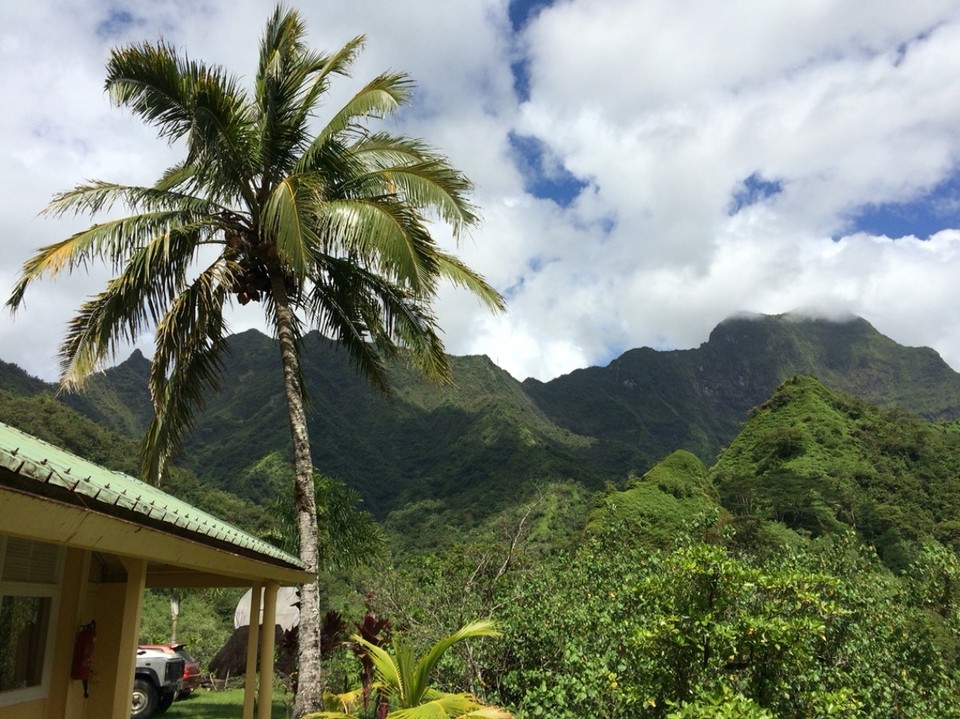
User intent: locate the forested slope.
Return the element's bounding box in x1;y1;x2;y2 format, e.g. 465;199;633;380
6;313;960;525
0;381;274;536
383;377;960;718
711;375;960;569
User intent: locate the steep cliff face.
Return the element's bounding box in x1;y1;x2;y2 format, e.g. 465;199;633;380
59;349;155;437
523;314;960;467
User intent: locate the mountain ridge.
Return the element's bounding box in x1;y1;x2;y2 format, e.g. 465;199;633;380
5;312;960;521
522;313;960;467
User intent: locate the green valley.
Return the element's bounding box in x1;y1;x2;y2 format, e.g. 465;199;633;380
3;312;960;717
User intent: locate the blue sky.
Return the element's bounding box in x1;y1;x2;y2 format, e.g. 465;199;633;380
3;0;960;383
846;168;960;239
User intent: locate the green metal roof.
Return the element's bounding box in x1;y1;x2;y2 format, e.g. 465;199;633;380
0;420;305;570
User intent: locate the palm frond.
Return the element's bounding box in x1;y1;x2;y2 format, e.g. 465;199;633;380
295;73;414;175
350;134;480;233
43;180;220;218
7;210;218;314
263;174;325;275
141;263;230;482
256;7;313;183
394;641;419;705
434;252;505;312
55;228;203;388
144;160;249;209
313;621;508;718
304;256;395;392
353;636;405;703
303;684;365;718
348;133;440;166
303;253;455;390
185;75;258;205
380;291;451;384
460;707;513;719
257;5;309;83
360;163;478;237
106;40;197;142
292;35;366;130
410;620;501;702
54;294;129;390
256;8;365;184
328;260;450;384
316;198;440;293
389;693;511;719
106;41;258;207
6;238;83;312
155;162;201;193
325;686;365;714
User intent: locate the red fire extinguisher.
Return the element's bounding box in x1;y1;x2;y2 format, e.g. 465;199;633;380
71;621;96;698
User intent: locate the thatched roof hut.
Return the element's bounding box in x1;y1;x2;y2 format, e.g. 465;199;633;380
208;624;298;679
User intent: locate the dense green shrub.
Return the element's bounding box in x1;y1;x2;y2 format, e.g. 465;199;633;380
457;528;960;718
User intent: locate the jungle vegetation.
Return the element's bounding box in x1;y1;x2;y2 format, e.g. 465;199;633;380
4;354;960;716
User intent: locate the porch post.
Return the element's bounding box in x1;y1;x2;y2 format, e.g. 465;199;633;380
257;582;279;719
111;557;147;719
45;548;92;719
243;584;263;719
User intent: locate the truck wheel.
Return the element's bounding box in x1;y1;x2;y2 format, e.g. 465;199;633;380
131;678;159;718
157;691;175;713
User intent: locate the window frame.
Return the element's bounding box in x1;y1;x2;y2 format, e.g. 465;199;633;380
0;536;63;708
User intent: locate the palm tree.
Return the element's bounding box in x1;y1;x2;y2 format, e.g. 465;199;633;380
264;471;386;570
6;6;503;716
312;619;511;719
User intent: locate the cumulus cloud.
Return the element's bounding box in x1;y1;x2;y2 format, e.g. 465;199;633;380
3;0;960;386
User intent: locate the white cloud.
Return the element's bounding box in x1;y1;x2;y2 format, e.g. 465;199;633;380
4;0;960;388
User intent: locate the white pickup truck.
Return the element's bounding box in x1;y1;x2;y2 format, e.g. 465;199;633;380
131;646;184;718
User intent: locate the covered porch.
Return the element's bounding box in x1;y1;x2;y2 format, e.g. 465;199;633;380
0;420;312;719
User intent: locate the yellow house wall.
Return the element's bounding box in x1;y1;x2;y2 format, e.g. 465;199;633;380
0;545;281;719
0;549;92;719
0;698;46;719
0;549;145;719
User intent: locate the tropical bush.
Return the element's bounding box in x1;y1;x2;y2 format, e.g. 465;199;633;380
310;619;510;719
487;528;960;718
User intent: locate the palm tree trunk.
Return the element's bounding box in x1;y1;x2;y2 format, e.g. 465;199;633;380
169;591;180;644
270;273;324;718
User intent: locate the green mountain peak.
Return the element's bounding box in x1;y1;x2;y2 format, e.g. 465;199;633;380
5;313;960;527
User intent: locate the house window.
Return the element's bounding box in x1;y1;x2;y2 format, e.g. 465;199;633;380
0;596;53;691
0;536;62;706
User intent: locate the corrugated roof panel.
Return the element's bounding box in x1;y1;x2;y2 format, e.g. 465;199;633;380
0;420;304;569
